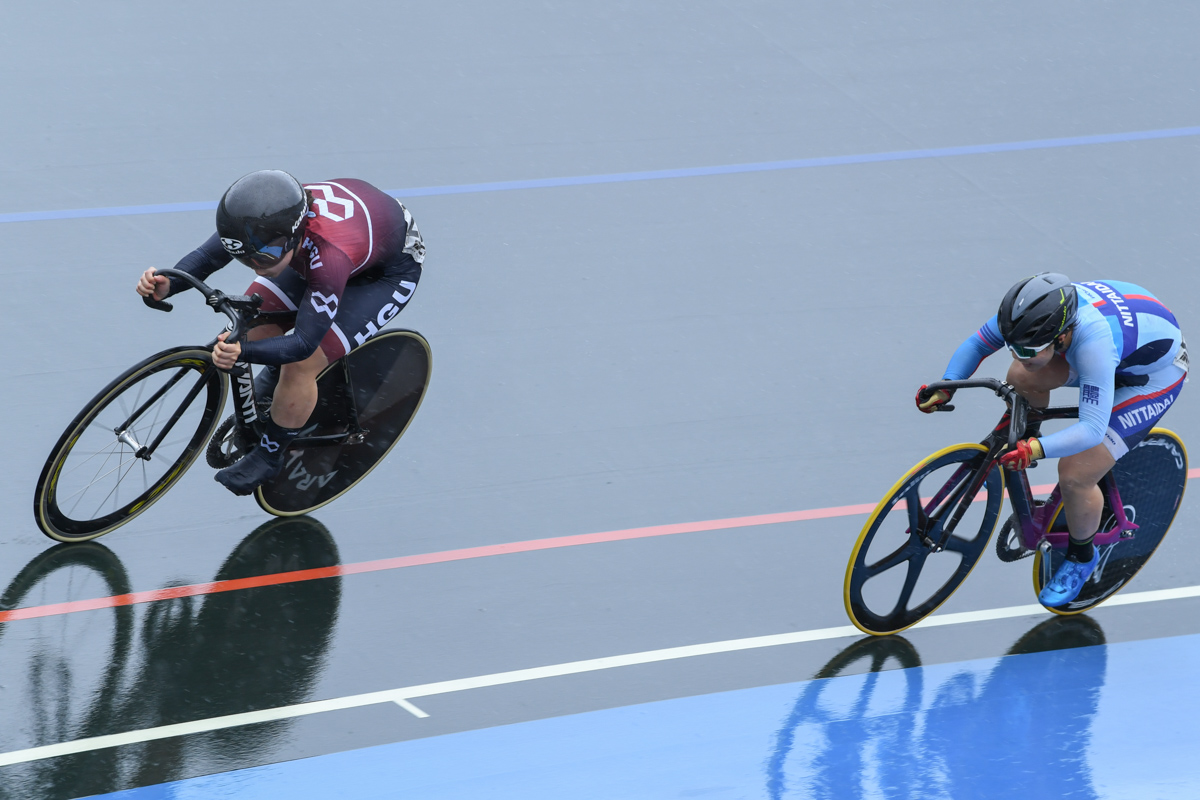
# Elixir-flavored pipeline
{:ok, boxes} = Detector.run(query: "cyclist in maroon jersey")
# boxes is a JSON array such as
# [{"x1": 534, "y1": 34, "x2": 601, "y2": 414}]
[{"x1": 135, "y1": 170, "x2": 425, "y2": 495}]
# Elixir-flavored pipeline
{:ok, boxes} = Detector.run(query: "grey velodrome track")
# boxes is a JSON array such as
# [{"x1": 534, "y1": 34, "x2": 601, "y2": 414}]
[{"x1": 3, "y1": 2, "x2": 1200, "y2": 796}]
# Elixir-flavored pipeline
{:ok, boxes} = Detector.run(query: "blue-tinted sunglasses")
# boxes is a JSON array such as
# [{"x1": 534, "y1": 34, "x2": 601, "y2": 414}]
[{"x1": 240, "y1": 235, "x2": 290, "y2": 269}]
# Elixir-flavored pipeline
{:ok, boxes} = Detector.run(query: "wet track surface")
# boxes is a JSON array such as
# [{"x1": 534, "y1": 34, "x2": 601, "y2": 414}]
[{"x1": 4, "y1": 3, "x2": 1200, "y2": 797}]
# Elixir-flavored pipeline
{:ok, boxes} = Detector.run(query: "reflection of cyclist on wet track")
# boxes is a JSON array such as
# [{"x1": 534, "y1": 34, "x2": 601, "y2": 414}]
[
  {"x1": 916, "y1": 274, "x2": 1187, "y2": 607},
  {"x1": 135, "y1": 170, "x2": 426, "y2": 495},
  {"x1": 922, "y1": 617, "x2": 1106, "y2": 799},
  {"x1": 0, "y1": 518, "x2": 341, "y2": 798}
]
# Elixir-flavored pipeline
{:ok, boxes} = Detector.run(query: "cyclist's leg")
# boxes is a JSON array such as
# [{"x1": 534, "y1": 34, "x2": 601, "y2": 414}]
[
  {"x1": 1040, "y1": 365, "x2": 1186, "y2": 605},
  {"x1": 1101, "y1": 366, "x2": 1186, "y2": 461},
  {"x1": 232, "y1": 256, "x2": 420, "y2": 424},
  {"x1": 336, "y1": 255, "x2": 422, "y2": 352},
  {"x1": 1005, "y1": 351, "x2": 1070, "y2": 407},
  {"x1": 1058, "y1": 444, "x2": 1115, "y2": 546},
  {"x1": 215, "y1": 273, "x2": 315, "y2": 495},
  {"x1": 217, "y1": 359, "x2": 321, "y2": 495},
  {"x1": 1039, "y1": 445, "x2": 1110, "y2": 605},
  {"x1": 246, "y1": 273, "x2": 307, "y2": 403},
  {"x1": 272, "y1": 348, "x2": 328, "y2": 428},
  {"x1": 1005, "y1": 351, "x2": 1069, "y2": 438},
  {"x1": 254, "y1": 254, "x2": 421, "y2": 428}
]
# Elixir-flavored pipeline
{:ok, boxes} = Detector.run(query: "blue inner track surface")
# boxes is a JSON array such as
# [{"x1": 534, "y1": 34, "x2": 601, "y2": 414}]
[
  {"x1": 5, "y1": 125, "x2": 1200, "y2": 224},
  {"x1": 89, "y1": 632, "x2": 1200, "y2": 800}
]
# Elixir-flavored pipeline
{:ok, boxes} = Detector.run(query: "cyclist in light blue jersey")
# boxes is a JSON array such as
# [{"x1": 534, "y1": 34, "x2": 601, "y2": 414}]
[{"x1": 915, "y1": 274, "x2": 1187, "y2": 607}]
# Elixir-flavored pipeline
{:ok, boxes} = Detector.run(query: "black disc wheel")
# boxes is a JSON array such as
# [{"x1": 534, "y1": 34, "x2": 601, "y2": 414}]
[
  {"x1": 256, "y1": 330, "x2": 431, "y2": 516},
  {"x1": 34, "y1": 347, "x2": 227, "y2": 542},
  {"x1": 845, "y1": 443, "x2": 1005, "y2": 635},
  {"x1": 1033, "y1": 429, "x2": 1188, "y2": 615}
]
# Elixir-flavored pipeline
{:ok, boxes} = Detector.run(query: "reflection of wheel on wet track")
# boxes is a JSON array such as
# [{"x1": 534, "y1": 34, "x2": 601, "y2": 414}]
[
  {"x1": 1033, "y1": 429, "x2": 1188, "y2": 615},
  {"x1": 0, "y1": 543, "x2": 135, "y2": 798},
  {"x1": 256, "y1": 330, "x2": 432, "y2": 516},
  {"x1": 33, "y1": 347, "x2": 228, "y2": 542},
  {"x1": 179, "y1": 516, "x2": 343, "y2": 723},
  {"x1": 811, "y1": 635, "x2": 922, "y2": 679},
  {"x1": 766, "y1": 636, "x2": 923, "y2": 800},
  {"x1": 1, "y1": 542, "x2": 133, "y2": 620},
  {"x1": 845, "y1": 443, "x2": 1005, "y2": 636},
  {"x1": 1006, "y1": 615, "x2": 1106, "y2": 655}
]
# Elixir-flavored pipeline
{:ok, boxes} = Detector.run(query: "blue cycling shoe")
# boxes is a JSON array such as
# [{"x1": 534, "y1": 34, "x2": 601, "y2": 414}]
[{"x1": 1038, "y1": 549, "x2": 1100, "y2": 607}]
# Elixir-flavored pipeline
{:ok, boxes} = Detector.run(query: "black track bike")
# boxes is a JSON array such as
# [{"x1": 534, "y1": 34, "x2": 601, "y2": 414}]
[{"x1": 34, "y1": 269, "x2": 432, "y2": 542}]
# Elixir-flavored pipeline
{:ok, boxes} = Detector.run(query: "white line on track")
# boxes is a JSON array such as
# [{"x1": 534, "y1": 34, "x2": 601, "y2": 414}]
[
  {"x1": 2, "y1": 583, "x2": 1199, "y2": 768},
  {"x1": 393, "y1": 698, "x2": 429, "y2": 718}
]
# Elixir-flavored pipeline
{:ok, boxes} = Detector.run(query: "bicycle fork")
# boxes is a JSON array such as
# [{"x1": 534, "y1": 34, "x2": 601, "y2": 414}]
[
  {"x1": 920, "y1": 453, "x2": 998, "y2": 552},
  {"x1": 115, "y1": 358, "x2": 220, "y2": 461}
]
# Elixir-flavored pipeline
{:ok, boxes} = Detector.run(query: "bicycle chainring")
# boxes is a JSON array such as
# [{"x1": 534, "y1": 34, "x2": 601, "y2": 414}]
[
  {"x1": 995, "y1": 513, "x2": 1035, "y2": 562},
  {"x1": 205, "y1": 415, "x2": 250, "y2": 469}
]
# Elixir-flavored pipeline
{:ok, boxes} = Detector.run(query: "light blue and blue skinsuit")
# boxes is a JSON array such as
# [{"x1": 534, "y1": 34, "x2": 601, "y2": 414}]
[{"x1": 943, "y1": 281, "x2": 1187, "y2": 460}]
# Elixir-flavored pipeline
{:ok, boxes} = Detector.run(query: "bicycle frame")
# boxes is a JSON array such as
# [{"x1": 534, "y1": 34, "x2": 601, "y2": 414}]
[
  {"x1": 1004, "y1": 446, "x2": 1138, "y2": 551},
  {"x1": 922, "y1": 378, "x2": 1139, "y2": 555},
  {"x1": 146, "y1": 269, "x2": 366, "y2": 455}
]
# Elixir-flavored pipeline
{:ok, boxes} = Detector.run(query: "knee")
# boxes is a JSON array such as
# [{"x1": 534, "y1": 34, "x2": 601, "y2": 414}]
[
  {"x1": 1006, "y1": 361, "x2": 1039, "y2": 394},
  {"x1": 247, "y1": 323, "x2": 284, "y2": 342},
  {"x1": 1006, "y1": 357, "x2": 1069, "y2": 394},
  {"x1": 1057, "y1": 462, "x2": 1099, "y2": 495},
  {"x1": 280, "y1": 352, "x2": 327, "y2": 383},
  {"x1": 1058, "y1": 474, "x2": 1094, "y2": 496}
]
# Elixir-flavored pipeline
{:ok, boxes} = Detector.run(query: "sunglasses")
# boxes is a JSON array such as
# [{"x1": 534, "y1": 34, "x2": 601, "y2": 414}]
[
  {"x1": 239, "y1": 236, "x2": 290, "y2": 269},
  {"x1": 1008, "y1": 340, "x2": 1056, "y2": 360}
]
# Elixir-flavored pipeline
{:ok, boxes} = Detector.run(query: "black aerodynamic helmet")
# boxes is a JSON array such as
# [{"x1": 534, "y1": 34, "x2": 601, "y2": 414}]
[
  {"x1": 215, "y1": 170, "x2": 310, "y2": 268},
  {"x1": 997, "y1": 272, "x2": 1079, "y2": 348}
]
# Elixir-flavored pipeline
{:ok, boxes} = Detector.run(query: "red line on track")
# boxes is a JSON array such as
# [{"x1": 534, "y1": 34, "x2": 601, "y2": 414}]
[{"x1": 5, "y1": 471, "x2": 1198, "y2": 623}]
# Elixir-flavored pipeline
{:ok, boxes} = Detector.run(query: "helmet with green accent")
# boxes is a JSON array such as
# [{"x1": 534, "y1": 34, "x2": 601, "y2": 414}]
[{"x1": 998, "y1": 272, "x2": 1078, "y2": 353}]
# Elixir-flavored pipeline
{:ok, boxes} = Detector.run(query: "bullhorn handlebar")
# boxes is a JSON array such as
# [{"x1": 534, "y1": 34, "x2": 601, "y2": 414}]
[
  {"x1": 924, "y1": 378, "x2": 1029, "y2": 448},
  {"x1": 141, "y1": 268, "x2": 262, "y2": 345}
]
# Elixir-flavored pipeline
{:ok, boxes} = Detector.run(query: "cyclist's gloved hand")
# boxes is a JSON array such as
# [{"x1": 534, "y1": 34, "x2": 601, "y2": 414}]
[
  {"x1": 916, "y1": 385, "x2": 955, "y2": 413},
  {"x1": 1000, "y1": 438, "x2": 1044, "y2": 471}
]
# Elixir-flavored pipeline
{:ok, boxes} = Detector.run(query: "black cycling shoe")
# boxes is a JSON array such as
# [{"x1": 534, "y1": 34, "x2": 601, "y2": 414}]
[{"x1": 215, "y1": 447, "x2": 285, "y2": 496}]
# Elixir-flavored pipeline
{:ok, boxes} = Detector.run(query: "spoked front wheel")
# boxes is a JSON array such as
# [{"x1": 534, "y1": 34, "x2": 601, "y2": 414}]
[
  {"x1": 845, "y1": 443, "x2": 1005, "y2": 635},
  {"x1": 34, "y1": 347, "x2": 228, "y2": 542}
]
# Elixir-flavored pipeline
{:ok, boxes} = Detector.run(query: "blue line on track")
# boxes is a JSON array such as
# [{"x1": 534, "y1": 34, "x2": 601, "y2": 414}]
[
  {"x1": 88, "y1": 632, "x2": 1200, "y2": 799},
  {"x1": 4, "y1": 125, "x2": 1200, "y2": 225}
]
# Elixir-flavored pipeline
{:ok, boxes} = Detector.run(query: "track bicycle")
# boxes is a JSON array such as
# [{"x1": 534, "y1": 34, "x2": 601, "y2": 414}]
[
  {"x1": 33, "y1": 268, "x2": 432, "y2": 542},
  {"x1": 844, "y1": 378, "x2": 1188, "y2": 635}
]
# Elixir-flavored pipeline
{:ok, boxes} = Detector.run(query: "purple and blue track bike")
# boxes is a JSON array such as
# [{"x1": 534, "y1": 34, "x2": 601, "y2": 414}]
[{"x1": 845, "y1": 378, "x2": 1187, "y2": 635}]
